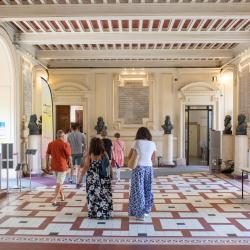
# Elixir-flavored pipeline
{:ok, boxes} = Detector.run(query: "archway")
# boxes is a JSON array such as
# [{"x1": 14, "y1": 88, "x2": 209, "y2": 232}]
[{"x1": 0, "y1": 27, "x2": 18, "y2": 181}]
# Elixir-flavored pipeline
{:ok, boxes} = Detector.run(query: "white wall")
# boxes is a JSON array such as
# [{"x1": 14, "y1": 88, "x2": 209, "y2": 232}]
[
  {"x1": 49, "y1": 68, "x2": 224, "y2": 165},
  {"x1": 0, "y1": 31, "x2": 15, "y2": 144}
]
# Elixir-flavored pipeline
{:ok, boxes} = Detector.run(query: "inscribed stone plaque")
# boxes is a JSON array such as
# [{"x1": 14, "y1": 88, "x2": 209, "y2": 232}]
[{"x1": 118, "y1": 81, "x2": 149, "y2": 124}]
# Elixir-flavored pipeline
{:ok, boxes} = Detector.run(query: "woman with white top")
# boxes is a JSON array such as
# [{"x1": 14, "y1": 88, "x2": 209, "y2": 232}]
[{"x1": 128, "y1": 127, "x2": 156, "y2": 221}]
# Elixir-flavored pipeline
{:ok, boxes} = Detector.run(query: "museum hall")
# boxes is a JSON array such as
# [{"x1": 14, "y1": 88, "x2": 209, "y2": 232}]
[{"x1": 0, "y1": 1, "x2": 250, "y2": 250}]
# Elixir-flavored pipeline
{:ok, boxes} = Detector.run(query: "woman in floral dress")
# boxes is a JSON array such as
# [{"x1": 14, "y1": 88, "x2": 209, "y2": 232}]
[{"x1": 81, "y1": 137, "x2": 113, "y2": 219}]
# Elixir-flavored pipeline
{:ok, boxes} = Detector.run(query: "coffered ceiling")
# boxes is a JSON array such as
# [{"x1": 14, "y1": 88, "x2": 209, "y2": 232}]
[{"x1": 0, "y1": 1, "x2": 250, "y2": 68}]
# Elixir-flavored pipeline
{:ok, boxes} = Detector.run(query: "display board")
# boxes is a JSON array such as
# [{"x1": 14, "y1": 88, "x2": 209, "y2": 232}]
[
  {"x1": 41, "y1": 78, "x2": 53, "y2": 167},
  {"x1": 118, "y1": 81, "x2": 149, "y2": 124}
]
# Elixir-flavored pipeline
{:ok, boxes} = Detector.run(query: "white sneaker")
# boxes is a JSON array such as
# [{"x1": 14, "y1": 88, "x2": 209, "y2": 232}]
[
  {"x1": 135, "y1": 216, "x2": 145, "y2": 221},
  {"x1": 144, "y1": 213, "x2": 150, "y2": 217}
]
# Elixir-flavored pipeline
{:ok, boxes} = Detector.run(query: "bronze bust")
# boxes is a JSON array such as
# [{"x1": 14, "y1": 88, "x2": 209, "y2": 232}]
[
  {"x1": 162, "y1": 115, "x2": 173, "y2": 134},
  {"x1": 223, "y1": 115, "x2": 232, "y2": 135},
  {"x1": 236, "y1": 114, "x2": 248, "y2": 135},
  {"x1": 28, "y1": 114, "x2": 41, "y2": 135},
  {"x1": 95, "y1": 117, "x2": 107, "y2": 134}
]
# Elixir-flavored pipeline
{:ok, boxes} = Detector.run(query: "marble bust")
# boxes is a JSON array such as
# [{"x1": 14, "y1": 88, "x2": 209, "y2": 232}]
[
  {"x1": 162, "y1": 115, "x2": 174, "y2": 134},
  {"x1": 95, "y1": 117, "x2": 107, "y2": 134},
  {"x1": 223, "y1": 115, "x2": 232, "y2": 135},
  {"x1": 236, "y1": 114, "x2": 248, "y2": 135}
]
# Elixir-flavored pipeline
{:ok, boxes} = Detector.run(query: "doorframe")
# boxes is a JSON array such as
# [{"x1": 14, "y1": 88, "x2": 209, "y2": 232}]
[
  {"x1": 177, "y1": 82, "x2": 222, "y2": 165},
  {"x1": 54, "y1": 102, "x2": 88, "y2": 135},
  {"x1": 51, "y1": 82, "x2": 90, "y2": 142}
]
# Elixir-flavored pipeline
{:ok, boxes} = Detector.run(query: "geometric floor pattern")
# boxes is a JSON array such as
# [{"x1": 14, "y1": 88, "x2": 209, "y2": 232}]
[{"x1": 0, "y1": 172, "x2": 250, "y2": 245}]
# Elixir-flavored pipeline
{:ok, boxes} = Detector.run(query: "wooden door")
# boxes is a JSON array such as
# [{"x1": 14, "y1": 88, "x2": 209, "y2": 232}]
[{"x1": 56, "y1": 105, "x2": 70, "y2": 133}]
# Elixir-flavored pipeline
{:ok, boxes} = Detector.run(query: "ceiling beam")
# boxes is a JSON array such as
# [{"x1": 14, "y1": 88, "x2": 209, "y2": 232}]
[
  {"x1": 18, "y1": 32, "x2": 250, "y2": 44},
  {"x1": 46, "y1": 59, "x2": 226, "y2": 68},
  {"x1": 36, "y1": 49, "x2": 233, "y2": 60},
  {"x1": 1, "y1": 4, "x2": 250, "y2": 21}
]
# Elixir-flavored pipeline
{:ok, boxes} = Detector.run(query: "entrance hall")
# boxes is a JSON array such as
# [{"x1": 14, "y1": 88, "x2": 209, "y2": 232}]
[{"x1": 1, "y1": 1, "x2": 250, "y2": 250}]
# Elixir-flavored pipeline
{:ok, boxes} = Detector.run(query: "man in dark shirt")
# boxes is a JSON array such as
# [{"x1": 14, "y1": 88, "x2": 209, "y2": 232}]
[{"x1": 67, "y1": 123, "x2": 86, "y2": 185}]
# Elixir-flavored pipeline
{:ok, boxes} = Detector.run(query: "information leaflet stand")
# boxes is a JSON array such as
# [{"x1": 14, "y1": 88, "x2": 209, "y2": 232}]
[
  {"x1": 0, "y1": 144, "x2": 14, "y2": 192},
  {"x1": 25, "y1": 149, "x2": 37, "y2": 190}
]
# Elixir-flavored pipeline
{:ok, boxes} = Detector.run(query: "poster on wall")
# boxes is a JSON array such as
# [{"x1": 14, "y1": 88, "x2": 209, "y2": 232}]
[
  {"x1": 41, "y1": 77, "x2": 54, "y2": 167},
  {"x1": 0, "y1": 121, "x2": 7, "y2": 139}
]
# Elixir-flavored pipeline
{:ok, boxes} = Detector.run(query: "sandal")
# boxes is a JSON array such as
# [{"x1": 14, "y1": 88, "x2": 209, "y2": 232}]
[{"x1": 42, "y1": 169, "x2": 50, "y2": 175}]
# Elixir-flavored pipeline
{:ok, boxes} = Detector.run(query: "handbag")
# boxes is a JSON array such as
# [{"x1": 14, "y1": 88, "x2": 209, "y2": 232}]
[
  {"x1": 127, "y1": 149, "x2": 139, "y2": 170},
  {"x1": 100, "y1": 153, "x2": 111, "y2": 178}
]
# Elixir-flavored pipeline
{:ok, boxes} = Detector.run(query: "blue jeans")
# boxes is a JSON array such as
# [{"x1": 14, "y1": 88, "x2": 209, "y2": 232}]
[{"x1": 128, "y1": 166, "x2": 153, "y2": 217}]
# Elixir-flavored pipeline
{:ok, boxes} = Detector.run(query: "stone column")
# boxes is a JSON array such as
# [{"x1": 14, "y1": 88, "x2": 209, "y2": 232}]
[
  {"x1": 28, "y1": 135, "x2": 42, "y2": 174},
  {"x1": 234, "y1": 135, "x2": 248, "y2": 176},
  {"x1": 162, "y1": 134, "x2": 174, "y2": 166},
  {"x1": 222, "y1": 134, "x2": 234, "y2": 162}
]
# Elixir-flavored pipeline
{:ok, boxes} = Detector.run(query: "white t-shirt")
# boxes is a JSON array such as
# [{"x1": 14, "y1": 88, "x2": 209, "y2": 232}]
[{"x1": 133, "y1": 140, "x2": 156, "y2": 167}]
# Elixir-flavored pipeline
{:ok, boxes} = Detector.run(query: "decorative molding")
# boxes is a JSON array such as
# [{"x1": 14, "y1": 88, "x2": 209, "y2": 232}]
[
  {"x1": 178, "y1": 82, "x2": 221, "y2": 101},
  {"x1": 0, "y1": 235, "x2": 250, "y2": 246},
  {"x1": 52, "y1": 82, "x2": 90, "y2": 93}
]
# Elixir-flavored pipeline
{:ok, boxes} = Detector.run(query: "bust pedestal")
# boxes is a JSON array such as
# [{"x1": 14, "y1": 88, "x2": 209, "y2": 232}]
[
  {"x1": 28, "y1": 135, "x2": 42, "y2": 174},
  {"x1": 222, "y1": 134, "x2": 234, "y2": 162},
  {"x1": 234, "y1": 135, "x2": 248, "y2": 176},
  {"x1": 162, "y1": 134, "x2": 174, "y2": 166}
]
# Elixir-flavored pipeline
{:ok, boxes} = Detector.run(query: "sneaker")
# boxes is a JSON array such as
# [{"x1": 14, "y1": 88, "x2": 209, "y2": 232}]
[
  {"x1": 135, "y1": 216, "x2": 145, "y2": 221},
  {"x1": 144, "y1": 213, "x2": 150, "y2": 217},
  {"x1": 76, "y1": 183, "x2": 81, "y2": 189}
]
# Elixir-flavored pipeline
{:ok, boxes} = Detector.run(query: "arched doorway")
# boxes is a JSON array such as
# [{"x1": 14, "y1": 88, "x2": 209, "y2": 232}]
[
  {"x1": 178, "y1": 82, "x2": 222, "y2": 166},
  {"x1": 0, "y1": 27, "x2": 19, "y2": 182}
]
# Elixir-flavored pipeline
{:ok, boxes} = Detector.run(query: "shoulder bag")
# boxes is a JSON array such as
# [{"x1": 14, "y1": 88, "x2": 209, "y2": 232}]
[{"x1": 127, "y1": 149, "x2": 139, "y2": 170}]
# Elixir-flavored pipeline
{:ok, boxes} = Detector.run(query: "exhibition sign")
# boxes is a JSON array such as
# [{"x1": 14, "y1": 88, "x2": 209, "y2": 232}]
[
  {"x1": 0, "y1": 121, "x2": 6, "y2": 139},
  {"x1": 41, "y1": 78, "x2": 53, "y2": 167}
]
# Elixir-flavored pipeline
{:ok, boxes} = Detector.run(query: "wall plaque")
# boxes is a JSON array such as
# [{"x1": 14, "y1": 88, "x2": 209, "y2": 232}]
[{"x1": 118, "y1": 81, "x2": 149, "y2": 124}]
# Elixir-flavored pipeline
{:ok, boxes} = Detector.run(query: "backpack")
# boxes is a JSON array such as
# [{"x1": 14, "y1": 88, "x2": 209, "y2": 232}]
[{"x1": 100, "y1": 154, "x2": 110, "y2": 178}]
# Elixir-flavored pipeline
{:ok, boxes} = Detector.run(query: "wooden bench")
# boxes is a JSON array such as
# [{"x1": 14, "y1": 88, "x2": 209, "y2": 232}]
[{"x1": 241, "y1": 168, "x2": 250, "y2": 198}]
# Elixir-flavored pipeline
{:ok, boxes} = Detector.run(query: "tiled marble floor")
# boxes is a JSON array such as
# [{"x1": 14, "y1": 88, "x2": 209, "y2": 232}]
[{"x1": 0, "y1": 173, "x2": 250, "y2": 246}]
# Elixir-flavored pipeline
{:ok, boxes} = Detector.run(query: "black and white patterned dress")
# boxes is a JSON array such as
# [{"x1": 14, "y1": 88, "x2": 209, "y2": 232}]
[{"x1": 86, "y1": 159, "x2": 113, "y2": 219}]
